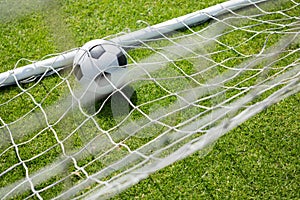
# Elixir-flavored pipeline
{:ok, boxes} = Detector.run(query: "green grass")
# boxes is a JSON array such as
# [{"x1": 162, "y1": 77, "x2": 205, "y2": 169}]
[
  {"x1": 114, "y1": 92, "x2": 300, "y2": 199},
  {"x1": 0, "y1": 0, "x2": 299, "y2": 199}
]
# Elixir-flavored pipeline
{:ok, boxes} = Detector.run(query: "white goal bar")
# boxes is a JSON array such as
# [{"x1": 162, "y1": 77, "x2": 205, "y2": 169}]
[{"x1": 0, "y1": 0, "x2": 267, "y2": 87}]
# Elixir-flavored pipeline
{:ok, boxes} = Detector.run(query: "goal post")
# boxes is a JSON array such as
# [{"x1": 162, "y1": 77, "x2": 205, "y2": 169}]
[{"x1": 0, "y1": 0, "x2": 267, "y2": 87}]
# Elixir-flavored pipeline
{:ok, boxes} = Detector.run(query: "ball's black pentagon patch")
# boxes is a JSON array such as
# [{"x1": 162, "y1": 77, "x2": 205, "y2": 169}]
[
  {"x1": 94, "y1": 72, "x2": 111, "y2": 87},
  {"x1": 89, "y1": 45, "x2": 105, "y2": 59},
  {"x1": 117, "y1": 52, "x2": 127, "y2": 66},
  {"x1": 74, "y1": 64, "x2": 83, "y2": 81}
]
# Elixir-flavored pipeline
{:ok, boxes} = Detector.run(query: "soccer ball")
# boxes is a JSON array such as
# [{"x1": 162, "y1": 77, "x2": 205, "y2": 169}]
[{"x1": 73, "y1": 39, "x2": 127, "y2": 99}]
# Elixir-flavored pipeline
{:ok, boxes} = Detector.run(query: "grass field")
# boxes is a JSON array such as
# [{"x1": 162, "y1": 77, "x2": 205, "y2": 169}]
[
  {"x1": 114, "y1": 93, "x2": 300, "y2": 199},
  {"x1": 0, "y1": 0, "x2": 299, "y2": 199}
]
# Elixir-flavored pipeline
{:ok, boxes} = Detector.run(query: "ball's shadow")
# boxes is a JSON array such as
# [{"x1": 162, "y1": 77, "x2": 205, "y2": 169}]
[{"x1": 94, "y1": 86, "x2": 137, "y2": 124}]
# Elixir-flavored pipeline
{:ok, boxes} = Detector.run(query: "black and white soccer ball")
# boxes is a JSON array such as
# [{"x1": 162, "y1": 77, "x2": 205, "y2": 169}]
[{"x1": 73, "y1": 39, "x2": 127, "y2": 99}]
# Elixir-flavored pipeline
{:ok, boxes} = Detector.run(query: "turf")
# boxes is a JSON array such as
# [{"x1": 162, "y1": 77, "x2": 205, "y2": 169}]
[
  {"x1": 114, "y1": 92, "x2": 300, "y2": 199},
  {"x1": 0, "y1": 0, "x2": 299, "y2": 199}
]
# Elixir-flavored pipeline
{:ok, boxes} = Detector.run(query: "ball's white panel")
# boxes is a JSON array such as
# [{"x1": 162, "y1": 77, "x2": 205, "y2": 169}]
[
  {"x1": 80, "y1": 58, "x2": 101, "y2": 78},
  {"x1": 97, "y1": 52, "x2": 118, "y2": 69},
  {"x1": 102, "y1": 44, "x2": 122, "y2": 54}
]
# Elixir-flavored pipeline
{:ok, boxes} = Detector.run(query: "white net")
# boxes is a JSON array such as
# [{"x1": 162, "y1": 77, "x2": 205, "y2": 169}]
[{"x1": 0, "y1": 0, "x2": 299, "y2": 199}]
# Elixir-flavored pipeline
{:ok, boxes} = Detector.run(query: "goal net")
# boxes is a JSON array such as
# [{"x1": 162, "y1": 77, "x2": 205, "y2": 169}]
[{"x1": 0, "y1": 0, "x2": 299, "y2": 199}]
